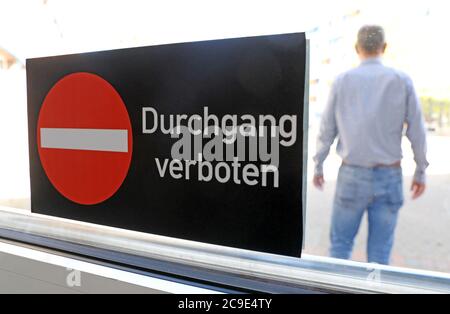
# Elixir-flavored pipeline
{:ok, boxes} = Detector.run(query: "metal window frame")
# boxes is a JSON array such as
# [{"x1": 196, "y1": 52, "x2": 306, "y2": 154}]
[{"x1": 0, "y1": 206, "x2": 449, "y2": 294}]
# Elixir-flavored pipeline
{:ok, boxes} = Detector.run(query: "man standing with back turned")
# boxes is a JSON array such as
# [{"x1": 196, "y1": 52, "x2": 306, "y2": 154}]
[{"x1": 313, "y1": 25, "x2": 429, "y2": 265}]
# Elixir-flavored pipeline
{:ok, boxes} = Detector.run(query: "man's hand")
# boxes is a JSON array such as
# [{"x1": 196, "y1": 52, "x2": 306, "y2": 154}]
[
  {"x1": 411, "y1": 181, "x2": 426, "y2": 200},
  {"x1": 313, "y1": 175, "x2": 325, "y2": 190}
]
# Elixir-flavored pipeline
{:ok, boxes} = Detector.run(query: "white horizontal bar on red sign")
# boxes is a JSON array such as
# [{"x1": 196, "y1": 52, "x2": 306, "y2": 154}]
[{"x1": 40, "y1": 128, "x2": 128, "y2": 153}]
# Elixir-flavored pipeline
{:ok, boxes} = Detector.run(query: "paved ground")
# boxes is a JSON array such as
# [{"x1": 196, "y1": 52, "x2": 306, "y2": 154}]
[{"x1": 304, "y1": 175, "x2": 450, "y2": 273}]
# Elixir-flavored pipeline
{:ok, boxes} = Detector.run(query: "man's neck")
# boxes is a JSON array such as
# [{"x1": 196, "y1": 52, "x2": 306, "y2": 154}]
[
  {"x1": 360, "y1": 55, "x2": 383, "y2": 64},
  {"x1": 360, "y1": 54, "x2": 383, "y2": 61}
]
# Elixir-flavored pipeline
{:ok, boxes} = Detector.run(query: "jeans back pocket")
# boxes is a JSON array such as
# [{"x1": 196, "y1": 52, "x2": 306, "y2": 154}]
[{"x1": 387, "y1": 179, "x2": 404, "y2": 209}]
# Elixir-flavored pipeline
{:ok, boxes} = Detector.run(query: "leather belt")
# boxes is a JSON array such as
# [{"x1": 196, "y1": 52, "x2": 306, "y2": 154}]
[{"x1": 342, "y1": 160, "x2": 401, "y2": 168}]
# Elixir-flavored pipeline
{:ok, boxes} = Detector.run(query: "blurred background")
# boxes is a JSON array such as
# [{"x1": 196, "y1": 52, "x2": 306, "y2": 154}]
[{"x1": 0, "y1": 0, "x2": 449, "y2": 272}]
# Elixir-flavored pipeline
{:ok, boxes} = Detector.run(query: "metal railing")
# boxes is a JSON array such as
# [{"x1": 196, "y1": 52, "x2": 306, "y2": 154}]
[{"x1": 0, "y1": 205, "x2": 449, "y2": 293}]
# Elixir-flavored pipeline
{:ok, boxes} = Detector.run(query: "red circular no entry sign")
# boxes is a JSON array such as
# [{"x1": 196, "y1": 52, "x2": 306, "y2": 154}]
[{"x1": 37, "y1": 72, "x2": 133, "y2": 205}]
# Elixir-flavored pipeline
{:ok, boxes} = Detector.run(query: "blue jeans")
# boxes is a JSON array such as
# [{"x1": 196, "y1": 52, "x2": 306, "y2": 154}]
[{"x1": 330, "y1": 164, "x2": 404, "y2": 265}]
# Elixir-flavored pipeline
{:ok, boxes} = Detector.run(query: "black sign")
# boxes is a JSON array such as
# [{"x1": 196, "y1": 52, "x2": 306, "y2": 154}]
[{"x1": 27, "y1": 33, "x2": 307, "y2": 257}]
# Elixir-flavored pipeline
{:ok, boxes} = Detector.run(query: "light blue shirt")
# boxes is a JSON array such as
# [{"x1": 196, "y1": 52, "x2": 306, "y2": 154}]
[{"x1": 313, "y1": 57, "x2": 429, "y2": 183}]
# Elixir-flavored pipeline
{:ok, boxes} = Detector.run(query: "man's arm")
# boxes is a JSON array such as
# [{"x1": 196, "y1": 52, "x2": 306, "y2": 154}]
[
  {"x1": 405, "y1": 77, "x2": 429, "y2": 198},
  {"x1": 313, "y1": 79, "x2": 339, "y2": 189}
]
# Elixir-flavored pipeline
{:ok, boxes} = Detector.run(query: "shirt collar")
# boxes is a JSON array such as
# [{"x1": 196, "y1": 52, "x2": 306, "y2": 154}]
[{"x1": 361, "y1": 57, "x2": 383, "y2": 65}]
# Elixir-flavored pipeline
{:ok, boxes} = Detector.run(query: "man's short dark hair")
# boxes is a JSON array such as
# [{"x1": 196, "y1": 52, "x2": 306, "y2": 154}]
[{"x1": 357, "y1": 25, "x2": 385, "y2": 54}]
